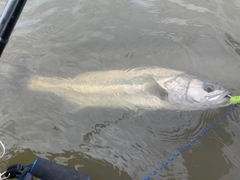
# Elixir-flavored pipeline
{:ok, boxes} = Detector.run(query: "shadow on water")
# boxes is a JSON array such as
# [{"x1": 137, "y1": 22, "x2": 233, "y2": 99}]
[
  {"x1": 76, "y1": 106, "x2": 240, "y2": 180},
  {"x1": 181, "y1": 106, "x2": 237, "y2": 180},
  {"x1": 82, "y1": 111, "x2": 131, "y2": 144}
]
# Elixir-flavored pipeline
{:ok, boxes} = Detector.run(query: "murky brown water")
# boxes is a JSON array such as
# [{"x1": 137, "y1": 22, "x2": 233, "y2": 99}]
[{"x1": 0, "y1": 0, "x2": 240, "y2": 179}]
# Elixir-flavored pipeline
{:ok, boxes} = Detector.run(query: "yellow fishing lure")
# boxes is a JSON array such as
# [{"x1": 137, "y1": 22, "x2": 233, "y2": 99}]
[{"x1": 230, "y1": 96, "x2": 240, "y2": 105}]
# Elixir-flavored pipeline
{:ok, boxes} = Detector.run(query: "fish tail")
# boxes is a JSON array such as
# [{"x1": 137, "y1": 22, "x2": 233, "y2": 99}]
[{"x1": 28, "y1": 76, "x2": 58, "y2": 91}]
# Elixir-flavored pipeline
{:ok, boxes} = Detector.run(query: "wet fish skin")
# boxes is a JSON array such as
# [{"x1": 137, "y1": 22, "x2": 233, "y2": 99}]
[{"x1": 28, "y1": 67, "x2": 230, "y2": 111}]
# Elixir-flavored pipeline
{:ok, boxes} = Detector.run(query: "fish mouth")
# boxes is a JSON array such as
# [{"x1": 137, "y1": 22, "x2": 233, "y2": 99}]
[
  {"x1": 207, "y1": 91, "x2": 231, "y2": 102},
  {"x1": 225, "y1": 94, "x2": 232, "y2": 98}
]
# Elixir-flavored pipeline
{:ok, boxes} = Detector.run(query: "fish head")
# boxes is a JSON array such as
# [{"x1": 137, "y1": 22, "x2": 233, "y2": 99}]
[{"x1": 165, "y1": 74, "x2": 231, "y2": 110}]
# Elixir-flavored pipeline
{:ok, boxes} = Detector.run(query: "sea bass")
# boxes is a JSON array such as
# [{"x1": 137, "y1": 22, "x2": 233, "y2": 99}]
[{"x1": 28, "y1": 67, "x2": 230, "y2": 111}]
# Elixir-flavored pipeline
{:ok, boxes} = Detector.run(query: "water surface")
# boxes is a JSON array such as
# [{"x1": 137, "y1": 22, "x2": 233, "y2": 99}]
[{"x1": 0, "y1": 0, "x2": 240, "y2": 179}]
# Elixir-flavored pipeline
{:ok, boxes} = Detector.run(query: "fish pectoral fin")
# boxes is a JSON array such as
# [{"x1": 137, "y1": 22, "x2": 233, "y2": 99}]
[{"x1": 142, "y1": 75, "x2": 168, "y2": 101}]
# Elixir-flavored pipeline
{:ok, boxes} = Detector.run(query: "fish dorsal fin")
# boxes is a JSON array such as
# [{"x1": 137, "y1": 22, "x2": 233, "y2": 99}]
[{"x1": 141, "y1": 75, "x2": 168, "y2": 101}]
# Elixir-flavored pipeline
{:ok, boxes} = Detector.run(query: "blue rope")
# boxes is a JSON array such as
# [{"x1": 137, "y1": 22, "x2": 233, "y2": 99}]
[{"x1": 143, "y1": 105, "x2": 237, "y2": 180}]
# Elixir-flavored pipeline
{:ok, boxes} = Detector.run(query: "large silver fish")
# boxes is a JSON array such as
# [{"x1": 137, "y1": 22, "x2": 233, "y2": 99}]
[{"x1": 28, "y1": 67, "x2": 230, "y2": 111}]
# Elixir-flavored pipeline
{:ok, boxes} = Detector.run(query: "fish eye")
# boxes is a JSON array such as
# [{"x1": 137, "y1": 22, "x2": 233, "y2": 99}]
[{"x1": 204, "y1": 85, "x2": 214, "y2": 93}]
